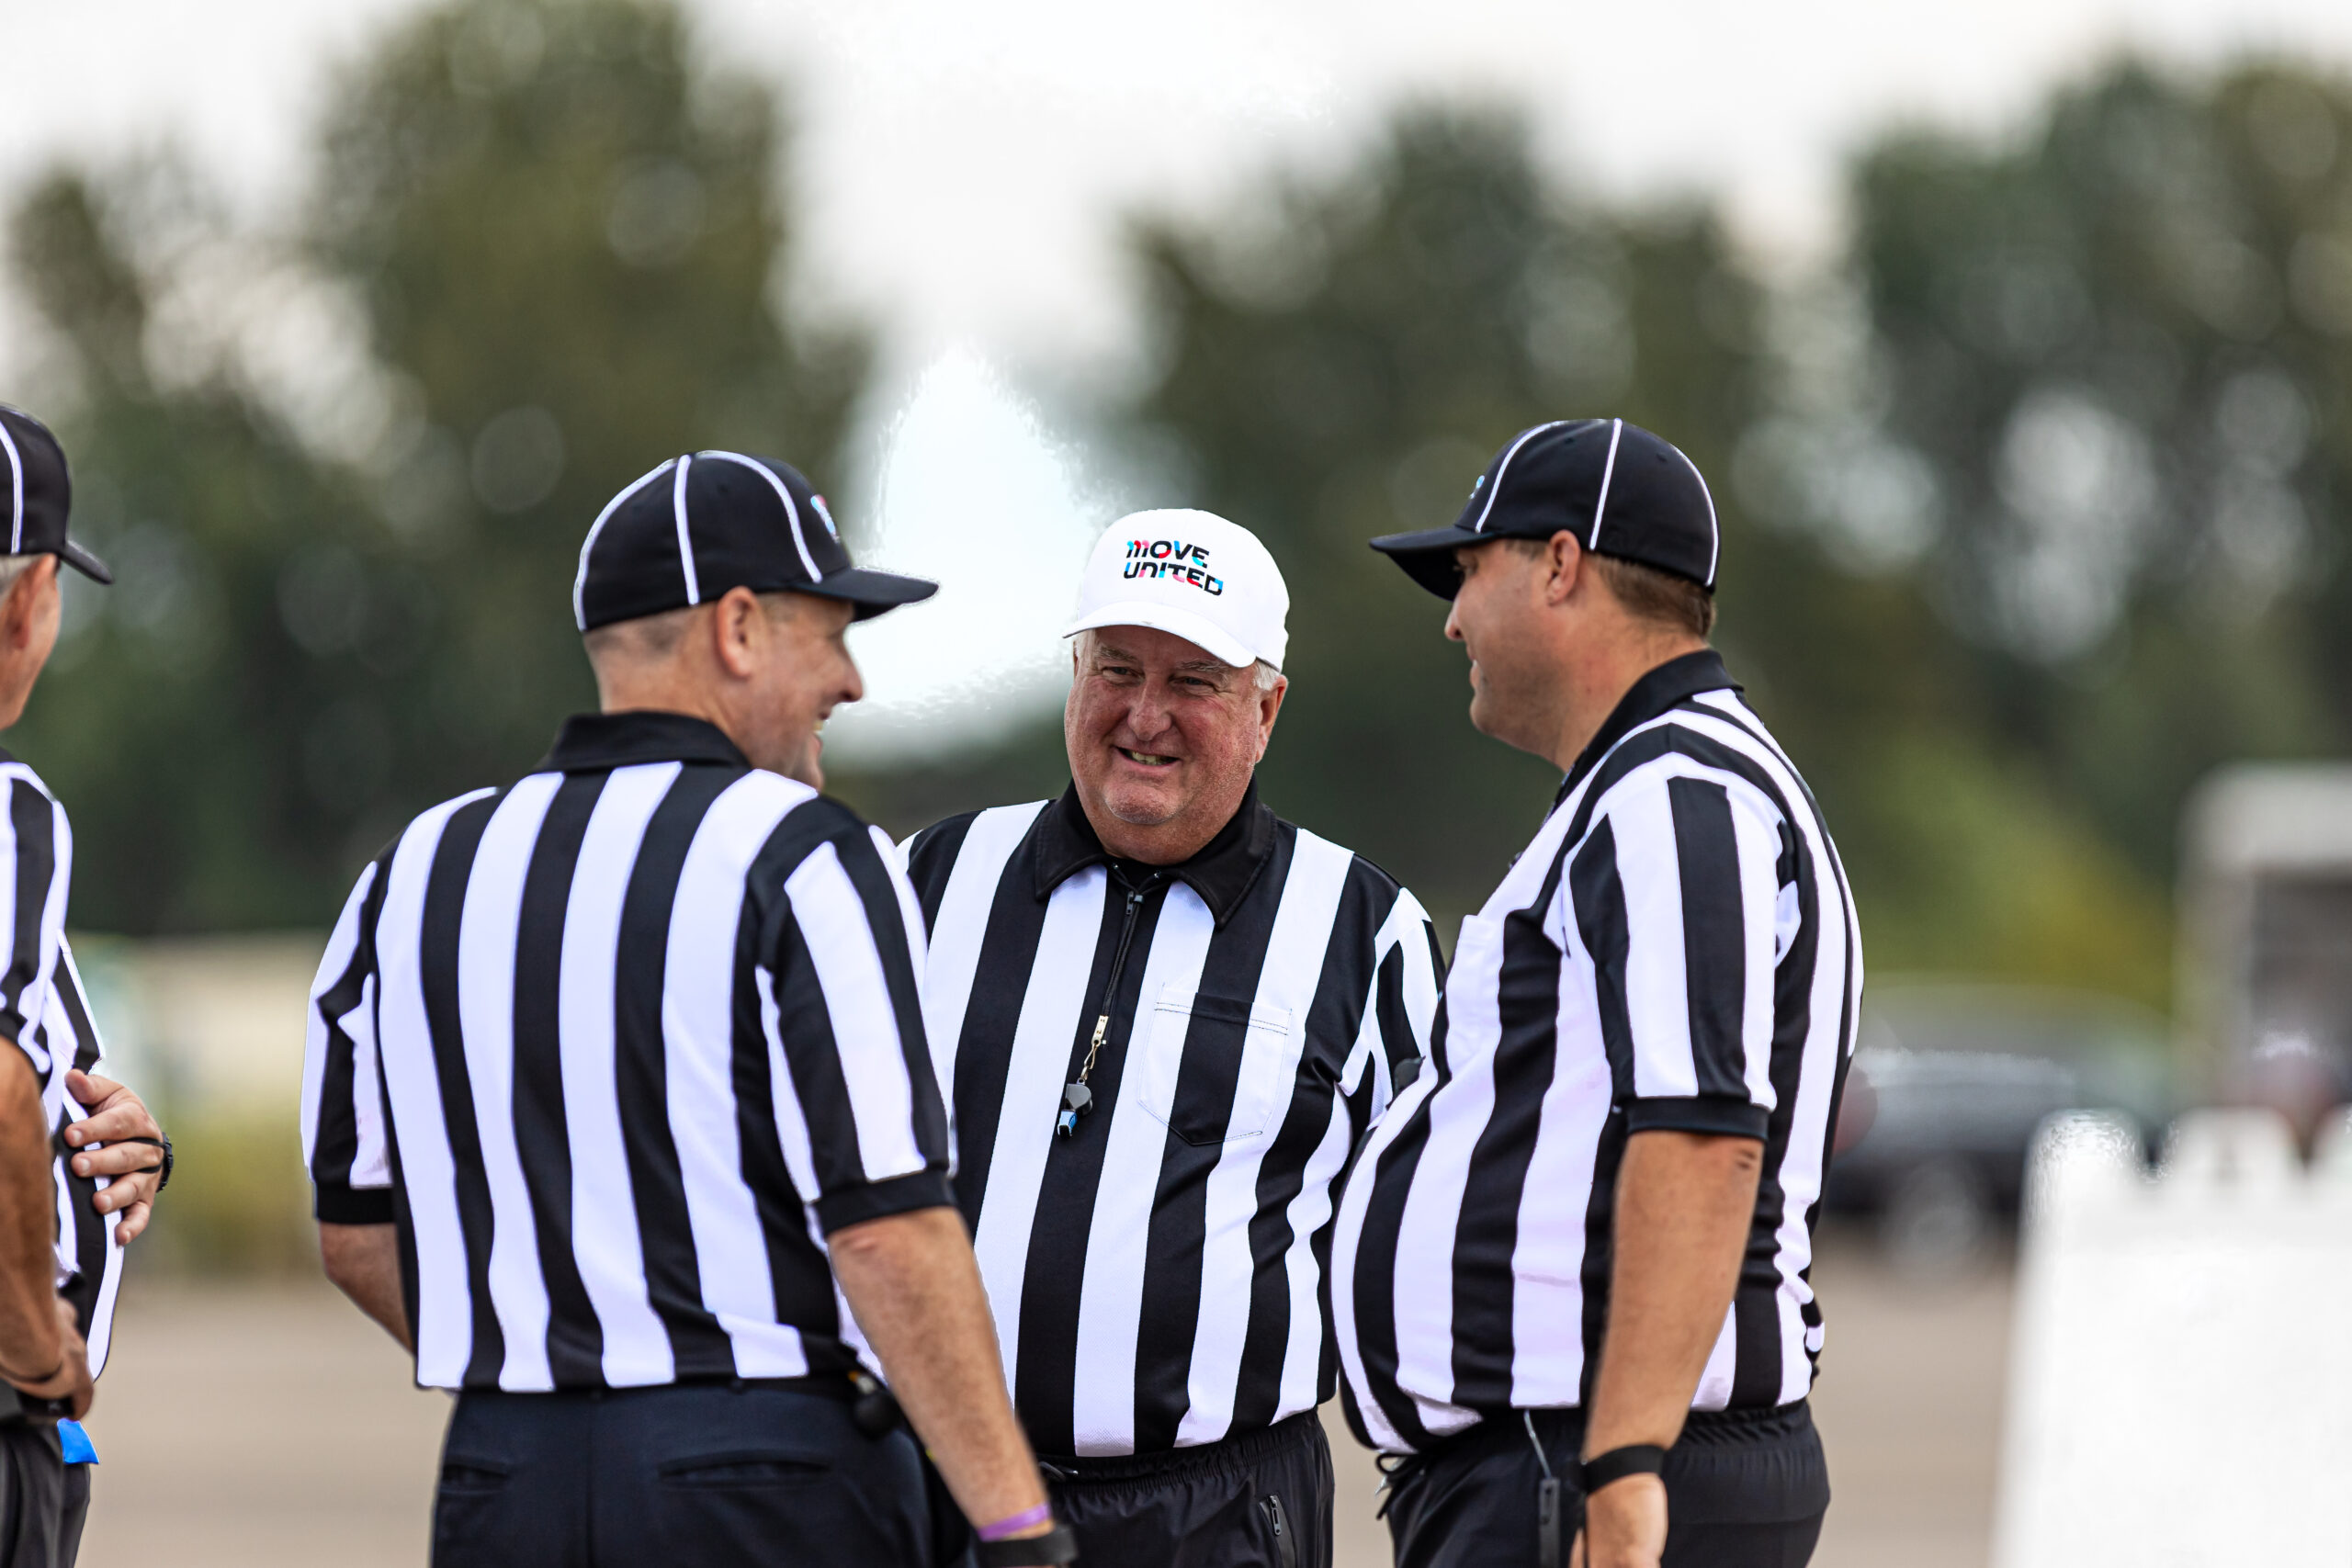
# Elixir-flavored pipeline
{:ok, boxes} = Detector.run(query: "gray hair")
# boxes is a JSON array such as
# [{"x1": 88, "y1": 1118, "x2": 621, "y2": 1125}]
[{"x1": 0, "y1": 556, "x2": 40, "y2": 597}]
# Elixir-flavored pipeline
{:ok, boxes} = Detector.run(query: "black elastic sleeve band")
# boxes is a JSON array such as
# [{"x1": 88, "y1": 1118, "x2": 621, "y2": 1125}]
[
  {"x1": 974, "y1": 1524, "x2": 1079, "y2": 1567},
  {"x1": 314, "y1": 1183, "x2": 397, "y2": 1225},
  {"x1": 1580, "y1": 1443, "x2": 1669, "y2": 1493},
  {"x1": 1622, "y1": 1094, "x2": 1770, "y2": 1140},
  {"x1": 814, "y1": 1169, "x2": 956, "y2": 1235}
]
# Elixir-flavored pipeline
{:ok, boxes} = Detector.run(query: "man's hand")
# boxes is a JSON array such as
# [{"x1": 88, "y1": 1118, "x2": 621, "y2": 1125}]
[
  {"x1": 62, "y1": 1070, "x2": 164, "y2": 1243},
  {"x1": 7, "y1": 1299, "x2": 92, "y2": 1421},
  {"x1": 1572, "y1": 1475, "x2": 1668, "y2": 1568}
]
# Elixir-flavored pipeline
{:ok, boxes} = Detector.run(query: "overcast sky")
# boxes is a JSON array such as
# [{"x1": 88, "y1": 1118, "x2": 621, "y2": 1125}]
[{"x1": 6, "y1": 0, "x2": 2352, "y2": 753}]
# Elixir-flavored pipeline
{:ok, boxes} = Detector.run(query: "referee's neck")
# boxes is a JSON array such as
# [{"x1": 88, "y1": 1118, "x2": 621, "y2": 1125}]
[{"x1": 1543, "y1": 632, "x2": 1710, "y2": 773}]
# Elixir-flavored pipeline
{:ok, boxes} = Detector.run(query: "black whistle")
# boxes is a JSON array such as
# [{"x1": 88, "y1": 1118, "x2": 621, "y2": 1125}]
[{"x1": 1056, "y1": 1082, "x2": 1093, "y2": 1137}]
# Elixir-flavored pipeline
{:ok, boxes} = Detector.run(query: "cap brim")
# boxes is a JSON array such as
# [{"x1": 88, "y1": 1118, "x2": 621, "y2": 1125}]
[
  {"x1": 59, "y1": 539, "x2": 111, "y2": 586},
  {"x1": 1062, "y1": 602, "x2": 1261, "y2": 671},
  {"x1": 1367, "y1": 525, "x2": 1480, "y2": 601},
  {"x1": 800, "y1": 568, "x2": 937, "y2": 621}
]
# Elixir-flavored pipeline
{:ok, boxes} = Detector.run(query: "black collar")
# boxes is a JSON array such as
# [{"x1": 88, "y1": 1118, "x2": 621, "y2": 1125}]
[
  {"x1": 1555, "y1": 649, "x2": 1739, "y2": 807},
  {"x1": 538, "y1": 710, "x2": 751, "y2": 773},
  {"x1": 1032, "y1": 779, "x2": 1278, "y2": 927}
]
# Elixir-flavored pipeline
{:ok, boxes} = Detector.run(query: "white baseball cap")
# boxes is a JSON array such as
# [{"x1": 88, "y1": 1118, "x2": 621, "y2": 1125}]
[{"x1": 1064, "y1": 509, "x2": 1290, "y2": 671}]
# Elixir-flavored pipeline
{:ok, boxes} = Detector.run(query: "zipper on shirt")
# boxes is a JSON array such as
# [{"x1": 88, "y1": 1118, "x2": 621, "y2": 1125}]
[{"x1": 1057, "y1": 874, "x2": 1159, "y2": 1138}]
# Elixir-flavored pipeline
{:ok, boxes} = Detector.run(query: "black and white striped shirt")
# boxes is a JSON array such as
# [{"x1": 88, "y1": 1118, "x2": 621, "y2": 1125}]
[
  {"x1": 904, "y1": 784, "x2": 1440, "y2": 1458},
  {"x1": 0, "y1": 759, "x2": 126, "y2": 1376},
  {"x1": 300, "y1": 711, "x2": 952, "y2": 1392},
  {"x1": 1331, "y1": 652, "x2": 1862, "y2": 1453}
]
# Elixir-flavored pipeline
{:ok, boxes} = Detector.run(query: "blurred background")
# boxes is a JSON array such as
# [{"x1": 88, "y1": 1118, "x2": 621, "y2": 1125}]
[{"x1": 8, "y1": 0, "x2": 2352, "y2": 1562}]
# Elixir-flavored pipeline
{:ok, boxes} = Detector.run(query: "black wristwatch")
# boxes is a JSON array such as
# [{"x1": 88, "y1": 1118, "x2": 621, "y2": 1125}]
[{"x1": 974, "y1": 1524, "x2": 1079, "y2": 1566}]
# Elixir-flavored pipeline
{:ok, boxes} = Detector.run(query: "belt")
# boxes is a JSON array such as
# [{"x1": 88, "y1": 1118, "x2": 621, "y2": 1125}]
[{"x1": 1038, "y1": 1410, "x2": 1320, "y2": 1484}]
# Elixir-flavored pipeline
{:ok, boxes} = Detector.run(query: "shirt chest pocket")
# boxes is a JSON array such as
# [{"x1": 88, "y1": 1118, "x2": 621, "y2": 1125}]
[{"x1": 1134, "y1": 986, "x2": 1296, "y2": 1147}]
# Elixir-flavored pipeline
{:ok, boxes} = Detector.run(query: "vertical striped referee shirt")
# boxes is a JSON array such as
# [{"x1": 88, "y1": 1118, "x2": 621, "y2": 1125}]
[
  {"x1": 0, "y1": 756, "x2": 127, "y2": 1376},
  {"x1": 904, "y1": 782, "x2": 1441, "y2": 1458},
  {"x1": 1331, "y1": 651, "x2": 1862, "y2": 1453},
  {"x1": 300, "y1": 710, "x2": 952, "y2": 1392}
]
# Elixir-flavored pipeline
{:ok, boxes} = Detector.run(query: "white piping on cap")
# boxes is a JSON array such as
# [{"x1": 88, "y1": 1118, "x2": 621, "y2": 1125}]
[
  {"x1": 0, "y1": 416, "x2": 22, "y2": 555},
  {"x1": 572, "y1": 457, "x2": 677, "y2": 628},
  {"x1": 1585, "y1": 418, "x2": 1626, "y2": 551},
  {"x1": 672, "y1": 454, "x2": 701, "y2": 605},
  {"x1": 1469, "y1": 420, "x2": 1571, "y2": 533},
  {"x1": 698, "y1": 451, "x2": 821, "y2": 583},
  {"x1": 1672, "y1": 443, "x2": 1722, "y2": 586}
]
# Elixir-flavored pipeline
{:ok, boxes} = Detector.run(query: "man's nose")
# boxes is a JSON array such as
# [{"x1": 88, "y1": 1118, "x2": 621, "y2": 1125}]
[
  {"x1": 1444, "y1": 598, "x2": 1465, "y2": 643},
  {"x1": 1125, "y1": 682, "x2": 1177, "y2": 738},
  {"x1": 839, "y1": 653, "x2": 865, "y2": 706}
]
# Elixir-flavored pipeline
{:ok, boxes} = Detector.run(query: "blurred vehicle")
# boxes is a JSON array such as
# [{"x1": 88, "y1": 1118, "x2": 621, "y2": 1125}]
[
  {"x1": 1826, "y1": 984, "x2": 2171, "y2": 1272},
  {"x1": 2179, "y1": 764, "x2": 2352, "y2": 1143}
]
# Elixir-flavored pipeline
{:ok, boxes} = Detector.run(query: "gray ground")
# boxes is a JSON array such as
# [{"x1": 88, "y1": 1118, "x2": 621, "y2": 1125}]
[{"x1": 75, "y1": 1236, "x2": 2009, "y2": 1566}]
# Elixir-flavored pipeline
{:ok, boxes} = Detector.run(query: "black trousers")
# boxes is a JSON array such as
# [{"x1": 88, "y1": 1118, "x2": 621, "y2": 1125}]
[
  {"x1": 943, "y1": 1411, "x2": 1331, "y2": 1568},
  {"x1": 1385, "y1": 1402, "x2": 1827, "y2": 1568},
  {"x1": 434, "y1": 1382, "x2": 934, "y2": 1568},
  {"x1": 0, "y1": 1421, "x2": 86, "y2": 1568}
]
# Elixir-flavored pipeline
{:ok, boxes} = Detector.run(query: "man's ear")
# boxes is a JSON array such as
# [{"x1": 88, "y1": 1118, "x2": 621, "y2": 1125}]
[
  {"x1": 0, "y1": 559, "x2": 47, "y2": 650},
  {"x1": 1541, "y1": 531, "x2": 1585, "y2": 606},
  {"x1": 710, "y1": 587, "x2": 764, "y2": 680}
]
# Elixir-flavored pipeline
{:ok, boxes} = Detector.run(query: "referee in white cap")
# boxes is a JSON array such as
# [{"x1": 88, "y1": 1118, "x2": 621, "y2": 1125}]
[
  {"x1": 302, "y1": 453, "x2": 1073, "y2": 1567},
  {"x1": 1333, "y1": 421, "x2": 1856, "y2": 1567},
  {"x1": 903, "y1": 511, "x2": 1442, "y2": 1567}
]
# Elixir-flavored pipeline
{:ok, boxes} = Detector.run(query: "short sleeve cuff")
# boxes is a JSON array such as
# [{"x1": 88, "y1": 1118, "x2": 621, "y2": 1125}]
[
  {"x1": 1624, "y1": 1095, "x2": 1770, "y2": 1140},
  {"x1": 314, "y1": 1182, "x2": 397, "y2": 1225},
  {"x1": 815, "y1": 1169, "x2": 955, "y2": 1235}
]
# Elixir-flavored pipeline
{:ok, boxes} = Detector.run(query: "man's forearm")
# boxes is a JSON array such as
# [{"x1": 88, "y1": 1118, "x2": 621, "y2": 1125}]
[
  {"x1": 319, "y1": 1222, "x2": 412, "y2": 1349},
  {"x1": 830, "y1": 1204, "x2": 1050, "y2": 1538},
  {"x1": 1583, "y1": 1129, "x2": 1763, "y2": 1456},
  {"x1": 0, "y1": 1048, "x2": 62, "y2": 1382}
]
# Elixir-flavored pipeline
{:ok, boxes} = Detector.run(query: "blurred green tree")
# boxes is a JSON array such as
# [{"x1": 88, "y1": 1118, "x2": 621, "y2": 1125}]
[
  {"x1": 1839, "y1": 60, "x2": 2352, "y2": 882},
  {"x1": 4, "y1": 0, "x2": 864, "y2": 931}
]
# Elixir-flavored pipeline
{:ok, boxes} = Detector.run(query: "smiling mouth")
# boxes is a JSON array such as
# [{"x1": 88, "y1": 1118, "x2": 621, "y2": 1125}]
[{"x1": 1117, "y1": 747, "x2": 1180, "y2": 767}]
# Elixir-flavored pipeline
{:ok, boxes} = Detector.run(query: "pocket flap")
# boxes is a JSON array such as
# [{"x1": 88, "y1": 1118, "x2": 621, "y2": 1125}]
[{"x1": 1155, "y1": 989, "x2": 1292, "y2": 1036}]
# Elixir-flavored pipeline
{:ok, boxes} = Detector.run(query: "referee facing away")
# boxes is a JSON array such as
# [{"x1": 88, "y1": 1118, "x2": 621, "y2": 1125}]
[
  {"x1": 903, "y1": 512, "x2": 1442, "y2": 1568},
  {"x1": 1335, "y1": 421, "x2": 1856, "y2": 1567},
  {"x1": 301, "y1": 453, "x2": 1074, "y2": 1568}
]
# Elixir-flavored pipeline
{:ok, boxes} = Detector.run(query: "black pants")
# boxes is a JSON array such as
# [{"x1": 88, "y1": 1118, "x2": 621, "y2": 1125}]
[
  {"x1": 434, "y1": 1382, "x2": 934, "y2": 1568},
  {"x1": 942, "y1": 1412, "x2": 1330, "y2": 1568},
  {"x1": 1385, "y1": 1402, "x2": 1827, "y2": 1568},
  {"x1": 0, "y1": 1421, "x2": 86, "y2": 1568}
]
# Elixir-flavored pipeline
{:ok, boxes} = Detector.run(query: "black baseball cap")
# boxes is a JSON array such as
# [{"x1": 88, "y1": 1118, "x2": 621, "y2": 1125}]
[
  {"x1": 1369, "y1": 418, "x2": 1717, "y2": 600},
  {"x1": 0, "y1": 406, "x2": 113, "y2": 585},
  {"x1": 572, "y1": 450, "x2": 934, "y2": 632}
]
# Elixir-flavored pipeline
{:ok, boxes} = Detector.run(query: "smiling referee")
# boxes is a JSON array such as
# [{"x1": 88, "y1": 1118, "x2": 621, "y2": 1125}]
[
  {"x1": 302, "y1": 453, "x2": 1072, "y2": 1568},
  {"x1": 1334, "y1": 421, "x2": 1857, "y2": 1568},
  {"x1": 903, "y1": 511, "x2": 1441, "y2": 1568}
]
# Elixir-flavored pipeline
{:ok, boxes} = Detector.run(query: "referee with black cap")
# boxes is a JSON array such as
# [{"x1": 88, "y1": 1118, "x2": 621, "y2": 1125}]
[
  {"x1": 0, "y1": 403, "x2": 181, "y2": 1568},
  {"x1": 302, "y1": 452, "x2": 1075, "y2": 1567},
  {"x1": 1332, "y1": 420, "x2": 1855, "y2": 1567}
]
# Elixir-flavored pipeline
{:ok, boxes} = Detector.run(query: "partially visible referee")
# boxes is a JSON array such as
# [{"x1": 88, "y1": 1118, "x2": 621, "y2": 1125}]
[
  {"x1": 302, "y1": 453, "x2": 1073, "y2": 1568},
  {"x1": 0, "y1": 403, "x2": 178, "y2": 1568},
  {"x1": 1334, "y1": 421, "x2": 1857, "y2": 1568}
]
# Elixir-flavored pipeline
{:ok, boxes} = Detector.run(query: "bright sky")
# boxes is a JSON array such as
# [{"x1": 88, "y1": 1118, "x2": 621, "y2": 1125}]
[{"x1": 5, "y1": 0, "x2": 2351, "y2": 756}]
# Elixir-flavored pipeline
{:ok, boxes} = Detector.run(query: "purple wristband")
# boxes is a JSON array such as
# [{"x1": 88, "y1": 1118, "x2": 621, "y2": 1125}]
[{"x1": 977, "y1": 1504, "x2": 1054, "y2": 1542}]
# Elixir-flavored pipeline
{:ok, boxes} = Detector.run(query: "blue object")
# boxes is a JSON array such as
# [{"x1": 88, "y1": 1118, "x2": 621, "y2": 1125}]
[{"x1": 55, "y1": 1420, "x2": 95, "y2": 1465}]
